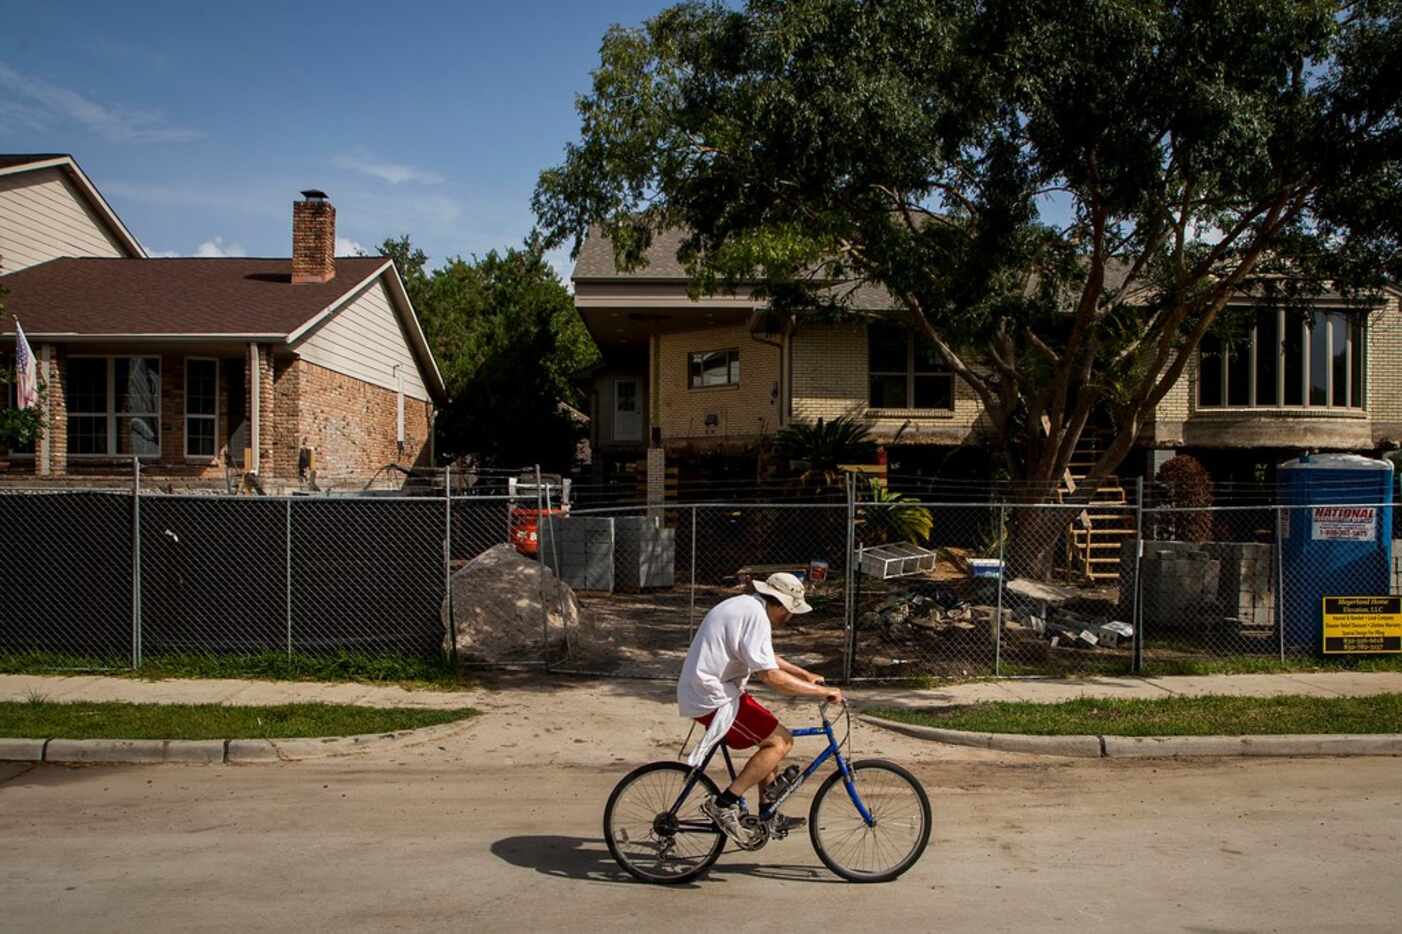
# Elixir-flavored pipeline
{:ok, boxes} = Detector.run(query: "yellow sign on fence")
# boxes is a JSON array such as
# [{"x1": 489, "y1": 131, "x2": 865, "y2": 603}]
[{"x1": 1322, "y1": 596, "x2": 1402, "y2": 654}]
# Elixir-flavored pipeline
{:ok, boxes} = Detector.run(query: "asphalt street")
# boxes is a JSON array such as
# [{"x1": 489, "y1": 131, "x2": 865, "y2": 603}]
[{"x1": 2, "y1": 716, "x2": 1399, "y2": 933}]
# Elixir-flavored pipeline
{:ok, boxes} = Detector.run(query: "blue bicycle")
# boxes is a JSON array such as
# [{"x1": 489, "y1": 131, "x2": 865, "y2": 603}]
[{"x1": 604, "y1": 701, "x2": 931, "y2": 883}]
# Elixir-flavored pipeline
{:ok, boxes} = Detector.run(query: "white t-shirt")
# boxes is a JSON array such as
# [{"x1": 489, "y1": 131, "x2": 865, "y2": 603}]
[{"x1": 677, "y1": 594, "x2": 779, "y2": 718}]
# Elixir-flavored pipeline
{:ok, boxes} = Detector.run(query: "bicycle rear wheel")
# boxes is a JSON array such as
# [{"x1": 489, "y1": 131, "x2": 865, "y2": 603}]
[
  {"x1": 604, "y1": 761, "x2": 725, "y2": 884},
  {"x1": 809, "y1": 759, "x2": 931, "y2": 882}
]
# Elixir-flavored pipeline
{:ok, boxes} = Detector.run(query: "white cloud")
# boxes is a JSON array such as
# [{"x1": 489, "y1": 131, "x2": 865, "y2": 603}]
[
  {"x1": 193, "y1": 236, "x2": 246, "y2": 258},
  {"x1": 146, "y1": 249, "x2": 180, "y2": 258},
  {"x1": 0, "y1": 61, "x2": 203, "y2": 144},
  {"x1": 333, "y1": 150, "x2": 444, "y2": 185},
  {"x1": 335, "y1": 236, "x2": 366, "y2": 257}
]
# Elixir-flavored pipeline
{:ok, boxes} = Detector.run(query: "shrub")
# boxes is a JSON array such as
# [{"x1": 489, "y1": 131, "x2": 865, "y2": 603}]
[
  {"x1": 773, "y1": 415, "x2": 877, "y2": 488},
  {"x1": 861, "y1": 477, "x2": 933, "y2": 545},
  {"x1": 1156, "y1": 454, "x2": 1215, "y2": 542}
]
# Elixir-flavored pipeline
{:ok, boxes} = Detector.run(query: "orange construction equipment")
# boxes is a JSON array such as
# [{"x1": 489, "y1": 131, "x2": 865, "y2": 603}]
[{"x1": 510, "y1": 506, "x2": 567, "y2": 557}]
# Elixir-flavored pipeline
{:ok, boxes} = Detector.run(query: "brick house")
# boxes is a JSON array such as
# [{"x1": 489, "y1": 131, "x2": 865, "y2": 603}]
[
  {"x1": 573, "y1": 226, "x2": 1402, "y2": 488},
  {"x1": 0, "y1": 154, "x2": 446, "y2": 489}
]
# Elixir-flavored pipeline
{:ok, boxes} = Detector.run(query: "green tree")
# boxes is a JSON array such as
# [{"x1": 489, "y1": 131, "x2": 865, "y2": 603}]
[
  {"x1": 534, "y1": 0, "x2": 1402, "y2": 570},
  {"x1": 377, "y1": 237, "x2": 600, "y2": 469},
  {"x1": 378, "y1": 235, "x2": 430, "y2": 311}
]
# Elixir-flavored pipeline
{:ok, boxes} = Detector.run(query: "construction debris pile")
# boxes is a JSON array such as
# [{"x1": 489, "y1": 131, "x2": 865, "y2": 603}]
[{"x1": 863, "y1": 576, "x2": 1134, "y2": 652}]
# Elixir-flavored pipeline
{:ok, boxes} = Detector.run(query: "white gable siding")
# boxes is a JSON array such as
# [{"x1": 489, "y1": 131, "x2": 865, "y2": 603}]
[
  {"x1": 0, "y1": 167, "x2": 126, "y2": 273},
  {"x1": 292, "y1": 276, "x2": 432, "y2": 401}
]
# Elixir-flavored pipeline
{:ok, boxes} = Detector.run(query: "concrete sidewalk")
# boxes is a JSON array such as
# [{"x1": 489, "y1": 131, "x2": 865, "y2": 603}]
[
  {"x1": 2, "y1": 670, "x2": 1400, "y2": 711},
  {"x1": 0, "y1": 674, "x2": 477, "y2": 709}
]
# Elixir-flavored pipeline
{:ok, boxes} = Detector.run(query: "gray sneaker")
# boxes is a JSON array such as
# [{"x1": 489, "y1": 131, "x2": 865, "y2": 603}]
[{"x1": 701, "y1": 796, "x2": 753, "y2": 845}]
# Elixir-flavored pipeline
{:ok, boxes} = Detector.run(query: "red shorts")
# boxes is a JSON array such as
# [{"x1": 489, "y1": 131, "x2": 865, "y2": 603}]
[{"x1": 695, "y1": 692, "x2": 779, "y2": 749}]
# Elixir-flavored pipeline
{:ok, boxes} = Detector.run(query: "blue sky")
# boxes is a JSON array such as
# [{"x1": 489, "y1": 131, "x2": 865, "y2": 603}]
[{"x1": 0, "y1": 0, "x2": 672, "y2": 279}]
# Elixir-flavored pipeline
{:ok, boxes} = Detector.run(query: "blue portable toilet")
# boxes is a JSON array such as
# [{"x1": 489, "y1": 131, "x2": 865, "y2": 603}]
[{"x1": 1278, "y1": 453, "x2": 1394, "y2": 653}]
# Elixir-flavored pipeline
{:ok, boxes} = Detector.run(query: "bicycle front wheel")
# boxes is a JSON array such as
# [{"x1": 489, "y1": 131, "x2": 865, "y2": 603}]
[
  {"x1": 603, "y1": 761, "x2": 725, "y2": 884},
  {"x1": 809, "y1": 758, "x2": 931, "y2": 882}
]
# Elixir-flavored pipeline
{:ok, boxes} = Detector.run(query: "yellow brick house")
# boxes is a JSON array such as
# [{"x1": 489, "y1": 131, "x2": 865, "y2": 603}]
[{"x1": 572, "y1": 227, "x2": 1402, "y2": 490}]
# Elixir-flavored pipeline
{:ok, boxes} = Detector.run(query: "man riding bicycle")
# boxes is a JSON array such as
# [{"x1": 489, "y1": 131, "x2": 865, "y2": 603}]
[{"x1": 677, "y1": 571, "x2": 843, "y2": 845}]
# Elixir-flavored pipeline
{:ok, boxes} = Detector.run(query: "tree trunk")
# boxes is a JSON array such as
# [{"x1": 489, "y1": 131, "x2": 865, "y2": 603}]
[
  {"x1": 1006, "y1": 504, "x2": 1068, "y2": 580},
  {"x1": 1003, "y1": 469, "x2": 1113, "y2": 581}
]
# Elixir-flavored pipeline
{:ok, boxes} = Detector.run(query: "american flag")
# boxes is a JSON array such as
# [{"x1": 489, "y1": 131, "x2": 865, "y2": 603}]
[{"x1": 14, "y1": 319, "x2": 37, "y2": 409}]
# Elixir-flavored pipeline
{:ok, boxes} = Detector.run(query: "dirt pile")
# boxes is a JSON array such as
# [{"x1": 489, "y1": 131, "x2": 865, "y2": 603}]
[{"x1": 442, "y1": 545, "x2": 616, "y2": 665}]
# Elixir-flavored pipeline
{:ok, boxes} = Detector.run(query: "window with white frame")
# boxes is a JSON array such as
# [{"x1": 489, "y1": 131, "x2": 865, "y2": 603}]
[
  {"x1": 185, "y1": 358, "x2": 218, "y2": 458},
  {"x1": 688, "y1": 349, "x2": 740, "y2": 388},
  {"x1": 867, "y1": 322, "x2": 953, "y2": 410},
  {"x1": 1198, "y1": 308, "x2": 1364, "y2": 409},
  {"x1": 67, "y1": 356, "x2": 161, "y2": 457}
]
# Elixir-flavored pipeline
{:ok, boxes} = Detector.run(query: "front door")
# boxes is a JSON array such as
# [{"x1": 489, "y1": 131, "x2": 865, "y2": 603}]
[
  {"x1": 613, "y1": 378, "x2": 642, "y2": 442},
  {"x1": 224, "y1": 358, "x2": 247, "y2": 467}
]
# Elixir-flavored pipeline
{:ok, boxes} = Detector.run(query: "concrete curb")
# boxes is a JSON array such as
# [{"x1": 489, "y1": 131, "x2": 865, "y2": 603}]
[
  {"x1": 0, "y1": 738, "x2": 47, "y2": 762},
  {"x1": 1101, "y1": 733, "x2": 1402, "y2": 758},
  {"x1": 0, "y1": 717, "x2": 478, "y2": 766},
  {"x1": 859, "y1": 714, "x2": 1402, "y2": 759},
  {"x1": 42, "y1": 739, "x2": 227, "y2": 765}
]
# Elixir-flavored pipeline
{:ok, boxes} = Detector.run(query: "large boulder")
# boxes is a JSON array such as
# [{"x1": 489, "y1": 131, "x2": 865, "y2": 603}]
[{"x1": 442, "y1": 544, "x2": 613, "y2": 664}]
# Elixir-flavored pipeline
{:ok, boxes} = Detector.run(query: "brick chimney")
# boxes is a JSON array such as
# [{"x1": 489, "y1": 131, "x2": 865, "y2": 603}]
[{"x1": 291, "y1": 190, "x2": 335, "y2": 284}]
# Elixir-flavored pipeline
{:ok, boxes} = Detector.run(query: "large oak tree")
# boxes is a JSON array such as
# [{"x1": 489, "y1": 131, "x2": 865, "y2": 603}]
[{"x1": 535, "y1": 0, "x2": 1402, "y2": 513}]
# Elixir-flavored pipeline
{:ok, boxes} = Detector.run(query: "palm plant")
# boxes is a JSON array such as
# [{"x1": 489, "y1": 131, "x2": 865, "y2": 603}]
[
  {"x1": 773, "y1": 416, "x2": 878, "y2": 489},
  {"x1": 861, "y1": 478, "x2": 933, "y2": 545}
]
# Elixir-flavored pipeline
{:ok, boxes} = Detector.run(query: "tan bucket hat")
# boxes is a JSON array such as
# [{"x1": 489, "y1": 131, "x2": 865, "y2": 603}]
[{"x1": 752, "y1": 572, "x2": 813, "y2": 614}]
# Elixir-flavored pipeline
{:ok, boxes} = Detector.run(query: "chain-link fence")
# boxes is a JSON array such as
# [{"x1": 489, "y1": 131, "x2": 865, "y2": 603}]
[
  {"x1": 3, "y1": 463, "x2": 1400, "y2": 680},
  {"x1": 0, "y1": 488, "x2": 134, "y2": 666},
  {"x1": 537, "y1": 502, "x2": 851, "y2": 679},
  {"x1": 0, "y1": 464, "x2": 535, "y2": 671}
]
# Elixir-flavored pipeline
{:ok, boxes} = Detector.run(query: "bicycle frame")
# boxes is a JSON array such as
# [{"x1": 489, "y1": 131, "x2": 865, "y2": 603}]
[{"x1": 667, "y1": 710, "x2": 875, "y2": 835}]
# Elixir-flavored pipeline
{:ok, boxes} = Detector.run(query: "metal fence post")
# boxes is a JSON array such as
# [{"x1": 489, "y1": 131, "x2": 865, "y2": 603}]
[
  {"x1": 688, "y1": 504, "x2": 698, "y2": 638},
  {"x1": 131, "y1": 457, "x2": 142, "y2": 670},
  {"x1": 285, "y1": 496, "x2": 293, "y2": 660},
  {"x1": 843, "y1": 471, "x2": 857, "y2": 683},
  {"x1": 536, "y1": 465, "x2": 548, "y2": 659},
  {"x1": 445, "y1": 463, "x2": 457, "y2": 669},
  {"x1": 1277, "y1": 505, "x2": 1286, "y2": 663},
  {"x1": 1133, "y1": 476, "x2": 1145, "y2": 675},
  {"x1": 544, "y1": 477, "x2": 565, "y2": 668},
  {"x1": 994, "y1": 499, "x2": 1006, "y2": 677}
]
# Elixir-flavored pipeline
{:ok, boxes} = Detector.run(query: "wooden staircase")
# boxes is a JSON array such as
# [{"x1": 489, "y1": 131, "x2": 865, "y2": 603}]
[{"x1": 1057, "y1": 434, "x2": 1136, "y2": 582}]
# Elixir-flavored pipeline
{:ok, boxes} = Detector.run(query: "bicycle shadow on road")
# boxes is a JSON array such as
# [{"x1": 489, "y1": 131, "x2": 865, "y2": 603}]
[{"x1": 491, "y1": 835, "x2": 841, "y2": 887}]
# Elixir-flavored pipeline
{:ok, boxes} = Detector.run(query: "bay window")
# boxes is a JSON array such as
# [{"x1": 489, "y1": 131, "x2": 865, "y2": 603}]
[
  {"x1": 1198, "y1": 308, "x2": 1363, "y2": 410},
  {"x1": 67, "y1": 356, "x2": 161, "y2": 457}
]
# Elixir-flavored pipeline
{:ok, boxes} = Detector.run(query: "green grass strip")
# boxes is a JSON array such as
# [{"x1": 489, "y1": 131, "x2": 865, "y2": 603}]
[
  {"x1": 0, "y1": 650, "x2": 466, "y2": 690},
  {"x1": 868, "y1": 693, "x2": 1402, "y2": 737},
  {"x1": 0, "y1": 700, "x2": 477, "y2": 741}
]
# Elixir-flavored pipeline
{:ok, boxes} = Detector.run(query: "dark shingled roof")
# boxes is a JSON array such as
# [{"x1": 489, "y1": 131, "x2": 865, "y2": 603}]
[
  {"x1": 572, "y1": 226, "x2": 1199, "y2": 311},
  {"x1": 574, "y1": 226, "x2": 902, "y2": 309},
  {"x1": 573, "y1": 226, "x2": 693, "y2": 280},
  {"x1": 0, "y1": 256, "x2": 389, "y2": 336}
]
